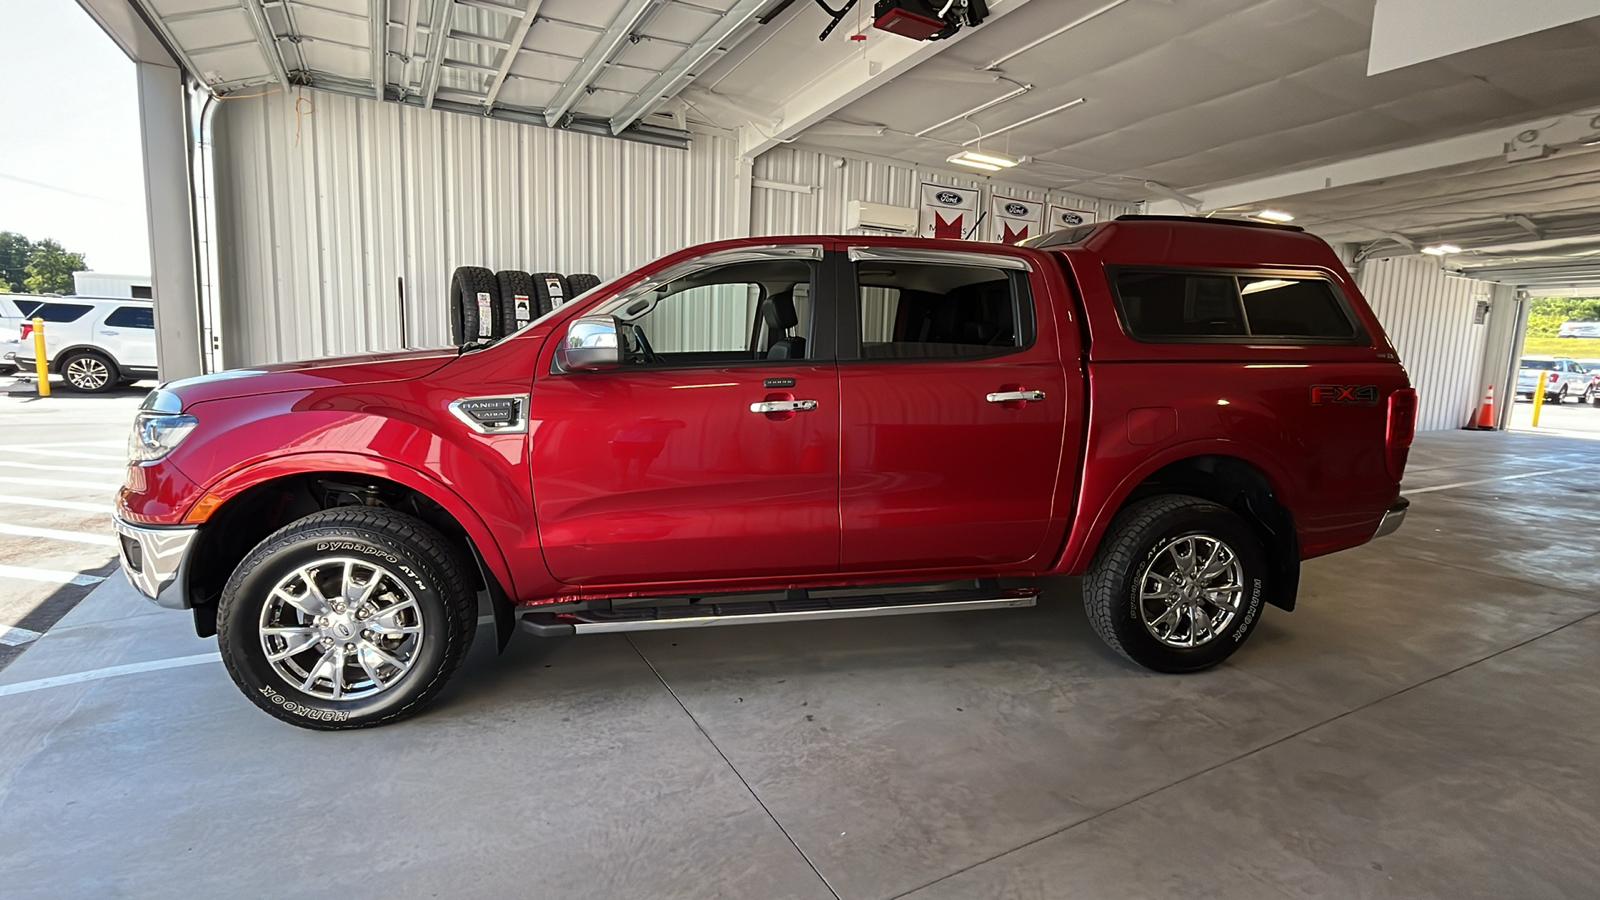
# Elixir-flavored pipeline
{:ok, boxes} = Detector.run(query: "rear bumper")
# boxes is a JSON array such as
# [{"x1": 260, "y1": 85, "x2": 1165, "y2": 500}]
[
  {"x1": 112, "y1": 515, "x2": 198, "y2": 609},
  {"x1": 1373, "y1": 497, "x2": 1409, "y2": 540}
]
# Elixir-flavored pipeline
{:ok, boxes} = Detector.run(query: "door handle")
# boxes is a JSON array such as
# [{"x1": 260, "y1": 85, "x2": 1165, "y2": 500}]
[
  {"x1": 986, "y1": 390, "x2": 1045, "y2": 403},
  {"x1": 750, "y1": 399, "x2": 819, "y2": 414},
  {"x1": 100, "y1": 330, "x2": 119, "y2": 336}
]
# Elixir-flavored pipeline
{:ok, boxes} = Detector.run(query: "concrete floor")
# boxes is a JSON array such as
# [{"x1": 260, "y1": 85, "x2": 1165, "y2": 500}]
[{"x1": 1, "y1": 430, "x2": 1597, "y2": 900}]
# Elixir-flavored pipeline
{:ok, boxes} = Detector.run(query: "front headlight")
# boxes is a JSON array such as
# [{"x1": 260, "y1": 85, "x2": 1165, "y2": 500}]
[{"x1": 128, "y1": 411, "x2": 198, "y2": 463}]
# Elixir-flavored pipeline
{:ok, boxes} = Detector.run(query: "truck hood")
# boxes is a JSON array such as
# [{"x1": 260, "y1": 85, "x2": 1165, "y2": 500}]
[{"x1": 163, "y1": 349, "x2": 458, "y2": 407}]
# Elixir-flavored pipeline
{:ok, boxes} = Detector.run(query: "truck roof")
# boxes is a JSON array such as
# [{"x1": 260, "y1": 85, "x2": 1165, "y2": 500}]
[{"x1": 1038, "y1": 215, "x2": 1345, "y2": 271}]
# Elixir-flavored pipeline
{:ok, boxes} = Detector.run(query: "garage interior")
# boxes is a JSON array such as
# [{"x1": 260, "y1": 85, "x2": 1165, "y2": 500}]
[{"x1": 5, "y1": 0, "x2": 1600, "y2": 897}]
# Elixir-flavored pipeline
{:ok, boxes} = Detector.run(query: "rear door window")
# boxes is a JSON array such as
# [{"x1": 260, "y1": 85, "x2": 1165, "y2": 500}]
[
  {"x1": 1113, "y1": 269, "x2": 1360, "y2": 342},
  {"x1": 105, "y1": 306, "x2": 155, "y2": 328},
  {"x1": 33, "y1": 303, "x2": 93, "y2": 323},
  {"x1": 854, "y1": 260, "x2": 1033, "y2": 360}
]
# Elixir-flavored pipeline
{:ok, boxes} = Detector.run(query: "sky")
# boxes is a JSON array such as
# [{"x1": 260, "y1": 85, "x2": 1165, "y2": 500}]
[{"x1": 0, "y1": 0, "x2": 150, "y2": 276}]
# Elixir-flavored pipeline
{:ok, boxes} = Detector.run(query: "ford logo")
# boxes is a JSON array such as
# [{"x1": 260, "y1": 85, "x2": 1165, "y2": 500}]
[
  {"x1": 935, "y1": 191, "x2": 963, "y2": 206},
  {"x1": 1058, "y1": 212, "x2": 1084, "y2": 226},
  {"x1": 1005, "y1": 202, "x2": 1029, "y2": 216}
]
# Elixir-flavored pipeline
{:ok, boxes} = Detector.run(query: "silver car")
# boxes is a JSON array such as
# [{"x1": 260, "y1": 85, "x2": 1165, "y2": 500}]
[{"x1": 1516, "y1": 356, "x2": 1594, "y2": 404}]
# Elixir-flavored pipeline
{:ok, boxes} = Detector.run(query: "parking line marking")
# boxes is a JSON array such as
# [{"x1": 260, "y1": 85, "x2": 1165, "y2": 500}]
[
  {"x1": 0, "y1": 475, "x2": 123, "y2": 490},
  {"x1": 0, "y1": 460, "x2": 125, "y2": 475},
  {"x1": 0, "y1": 448, "x2": 127, "y2": 462},
  {"x1": 0, "y1": 626, "x2": 44, "y2": 647},
  {"x1": 0, "y1": 652, "x2": 222, "y2": 698},
  {"x1": 0, "y1": 495, "x2": 114, "y2": 513},
  {"x1": 0, "y1": 522, "x2": 117, "y2": 546},
  {"x1": 0, "y1": 564, "x2": 106, "y2": 586},
  {"x1": 1406, "y1": 467, "x2": 1570, "y2": 495}
]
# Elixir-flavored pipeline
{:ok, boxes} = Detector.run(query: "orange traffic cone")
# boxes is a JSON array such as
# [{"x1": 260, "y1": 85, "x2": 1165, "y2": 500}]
[{"x1": 1470, "y1": 385, "x2": 1495, "y2": 430}]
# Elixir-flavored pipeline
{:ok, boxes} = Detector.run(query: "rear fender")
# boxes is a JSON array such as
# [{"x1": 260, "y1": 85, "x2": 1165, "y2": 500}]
[{"x1": 1052, "y1": 439, "x2": 1300, "y2": 575}]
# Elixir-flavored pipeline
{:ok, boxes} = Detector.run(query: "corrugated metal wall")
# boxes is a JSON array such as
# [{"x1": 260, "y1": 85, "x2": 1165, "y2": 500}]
[
  {"x1": 749, "y1": 145, "x2": 1141, "y2": 237},
  {"x1": 1357, "y1": 255, "x2": 1496, "y2": 432},
  {"x1": 211, "y1": 92, "x2": 1140, "y2": 366},
  {"x1": 212, "y1": 89, "x2": 741, "y2": 365}
]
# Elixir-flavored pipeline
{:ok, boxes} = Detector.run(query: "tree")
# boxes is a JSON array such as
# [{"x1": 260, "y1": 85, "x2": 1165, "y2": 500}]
[
  {"x1": 21, "y1": 239, "x2": 87, "y2": 295},
  {"x1": 0, "y1": 232, "x2": 31, "y2": 292}
]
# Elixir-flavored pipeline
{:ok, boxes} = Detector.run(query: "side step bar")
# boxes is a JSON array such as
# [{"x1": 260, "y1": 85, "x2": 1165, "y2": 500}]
[{"x1": 519, "y1": 585, "x2": 1039, "y2": 637}]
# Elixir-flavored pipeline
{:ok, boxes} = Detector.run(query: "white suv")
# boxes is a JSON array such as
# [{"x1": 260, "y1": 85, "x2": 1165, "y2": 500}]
[
  {"x1": 1516, "y1": 356, "x2": 1594, "y2": 404},
  {"x1": 11, "y1": 297, "x2": 158, "y2": 392}
]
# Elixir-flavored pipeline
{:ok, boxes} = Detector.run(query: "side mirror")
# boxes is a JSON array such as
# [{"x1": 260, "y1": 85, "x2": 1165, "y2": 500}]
[{"x1": 557, "y1": 315, "x2": 622, "y2": 371}]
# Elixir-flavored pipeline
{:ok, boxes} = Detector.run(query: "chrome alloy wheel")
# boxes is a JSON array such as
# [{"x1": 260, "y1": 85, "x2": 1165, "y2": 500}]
[
  {"x1": 1137, "y1": 535, "x2": 1245, "y2": 649},
  {"x1": 259, "y1": 558, "x2": 424, "y2": 700},
  {"x1": 65, "y1": 356, "x2": 111, "y2": 390}
]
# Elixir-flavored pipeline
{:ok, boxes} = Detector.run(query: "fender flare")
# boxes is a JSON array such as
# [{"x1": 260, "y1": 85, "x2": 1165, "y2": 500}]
[
  {"x1": 198, "y1": 451, "x2": 519, "y2": 649},
  {"x1": 1054, "y1": 438, "x2": 1299, "y2": 574}
]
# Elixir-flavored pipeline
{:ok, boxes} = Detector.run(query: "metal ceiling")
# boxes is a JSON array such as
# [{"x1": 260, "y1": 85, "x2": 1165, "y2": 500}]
[
  {"x1": 131, "y1": 0, "x2": 780, "y2": 143},
  {"x1": 726, "y1": 0, "x2": 1600, "y2": 200}
]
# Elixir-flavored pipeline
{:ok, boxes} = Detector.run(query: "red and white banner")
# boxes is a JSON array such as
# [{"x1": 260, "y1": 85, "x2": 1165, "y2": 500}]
[
  {"x1": 1047, "y1": 204, "x2": 1098, "y2": 230},
  {"x1": 990, "y1": 195, "x2": 1045, "y2": 244},
  {"x1": 919, "y1": 183, "x2": 980, "y2": 240}
]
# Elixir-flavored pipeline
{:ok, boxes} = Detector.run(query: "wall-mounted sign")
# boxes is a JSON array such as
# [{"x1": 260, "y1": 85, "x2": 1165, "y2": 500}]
[
  {"x1": 919, "y1": 183, "x2": 980, "y2": 240},
  {"x1": 991, "y1": 195, "x2": 1044, "y2": 244},
  {"x1": 1048, "y1": 204, "x2": 1098, "y2": 230}
]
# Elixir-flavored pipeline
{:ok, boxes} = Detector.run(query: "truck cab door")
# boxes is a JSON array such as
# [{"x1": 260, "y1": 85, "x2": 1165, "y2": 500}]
[
  {"x1": 527, "y1": 245, "x2": 840, "y2": 587},
  {"x1": 837, "y1": 247, "x2": 1077, "y2": 571}
]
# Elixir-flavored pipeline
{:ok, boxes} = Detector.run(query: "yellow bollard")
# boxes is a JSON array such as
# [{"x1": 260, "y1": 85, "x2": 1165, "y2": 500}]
[
  {"x1": 30, "y1": 317, "x2": 49, "y2": 398},
  {"x1": 1530, "y1": 370, "x2": 1546, "y2": 428}
]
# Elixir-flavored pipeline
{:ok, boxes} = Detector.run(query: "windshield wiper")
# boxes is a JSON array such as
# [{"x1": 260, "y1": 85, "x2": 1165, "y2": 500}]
[{"x1": 457, "y1": 337, "x2": 499, "y2": 355}]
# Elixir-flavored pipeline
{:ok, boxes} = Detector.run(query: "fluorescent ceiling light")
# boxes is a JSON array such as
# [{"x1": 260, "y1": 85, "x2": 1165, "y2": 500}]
[
  {"x1": 1256, "y1": 209, "x2": 1294, "y2": 222},
  {"x1": 1422, "y1": 244, "x2": 1462, "y2": 256},
  {"x1": 947, "y1": 150, "x2": 1020, "y2": 171}
]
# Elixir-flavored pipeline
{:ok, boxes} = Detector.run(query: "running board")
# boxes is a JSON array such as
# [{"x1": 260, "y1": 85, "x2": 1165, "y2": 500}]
[{"x1": 518, "y1": 585, "x2": 1039, "y2": 637}]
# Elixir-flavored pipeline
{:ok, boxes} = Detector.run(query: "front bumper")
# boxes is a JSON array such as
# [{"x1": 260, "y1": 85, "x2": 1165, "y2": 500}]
[
  {"x1": 112, "y1": 515, "x2": 198, "y2": 609},
  {"x1": 1373, "y1": 497, "x2": 1409, "y2": 540}
]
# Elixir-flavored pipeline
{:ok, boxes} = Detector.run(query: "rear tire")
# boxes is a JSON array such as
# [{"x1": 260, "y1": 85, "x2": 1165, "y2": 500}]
[
  {"x1": 59, "y1": 350, "x2": 120, "y2": 393},
  {"x1": 1083, "y1": 495, "x2": 1268, "y2": 673},
  {"x1": 449, "y1": 266, "x2": 500, "y2": 345},
  {"x1": 215, "y1": 507, "x2": 476, "y2": 730}
]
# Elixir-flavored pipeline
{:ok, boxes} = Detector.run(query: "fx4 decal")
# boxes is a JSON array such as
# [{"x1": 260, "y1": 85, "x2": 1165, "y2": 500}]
[{"x1": 1310, "y1": 384, "x2": 1379, "y2": 405}]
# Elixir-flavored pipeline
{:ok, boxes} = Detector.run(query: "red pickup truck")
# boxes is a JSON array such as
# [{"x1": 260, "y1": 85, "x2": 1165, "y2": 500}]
[{"x1": 114, "y1": 216, "x2": 1416, "y2": 729}]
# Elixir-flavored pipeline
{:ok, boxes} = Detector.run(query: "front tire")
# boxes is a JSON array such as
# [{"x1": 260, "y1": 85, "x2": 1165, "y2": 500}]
[
  {"x1": 59, "y1": 350, "x2": 119, "y2": 392},
  {"x1": 1083, "y1": 495, "x2": 1268, "y2": 673},
  {"x1": 216, "y1": 507, "x2": 476, "y2": 730}
]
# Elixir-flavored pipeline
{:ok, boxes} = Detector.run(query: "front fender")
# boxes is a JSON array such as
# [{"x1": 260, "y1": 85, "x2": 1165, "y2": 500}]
[{"x1": 169, "y1": 386, "x2": 557, "y2": 606}]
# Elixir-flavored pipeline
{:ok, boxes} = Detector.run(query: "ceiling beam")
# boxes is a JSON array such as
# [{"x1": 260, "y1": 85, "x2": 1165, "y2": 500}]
[
  {"x1": 482, "y1": 0, "x2": 545, "y2": 109},
  {"x1": 241, "y1": 0, "x2": 293, "y2": 86},
  {"x1": 1147, "y1": 105, "x2": 1600, "y2": 216},
  {"x1": 419, "y1": 0, "x2": 456, "y2": 107},
  {"x1": 739, "y1": 0, "x2": 1045, "y2": 158},
  {"x1": 542, "y1": 0, "x2": 658, "y2": 127},
  {"x1": 371, "y1": 0, "x2": 386, "y2": 98},
  {"x1": 608, "y1": 0, "x2": 770, "y2": 135}
]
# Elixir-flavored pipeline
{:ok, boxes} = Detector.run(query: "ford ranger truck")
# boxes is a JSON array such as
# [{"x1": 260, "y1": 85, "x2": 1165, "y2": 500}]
[{"x1": 114, "y1": 215, "x2": 1416, "y2": 729}]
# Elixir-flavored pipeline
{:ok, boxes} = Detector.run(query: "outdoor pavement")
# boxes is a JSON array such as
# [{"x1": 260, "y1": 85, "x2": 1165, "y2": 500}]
[
  {"x1": 0, "y1": 429, "x2": 1597, "y2": 899},
  {"x1": 1508, "y1": 393, "x2": 1600, "y2": 440},
  {"x1": 0, "y1": 376, "x2": 147, "y2": 672}
]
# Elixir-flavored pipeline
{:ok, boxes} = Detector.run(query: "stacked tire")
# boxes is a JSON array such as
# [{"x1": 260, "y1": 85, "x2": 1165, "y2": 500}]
[{"x1": 448, "y1": 267, "x2": 604, "y2": 346}]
